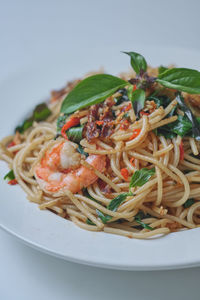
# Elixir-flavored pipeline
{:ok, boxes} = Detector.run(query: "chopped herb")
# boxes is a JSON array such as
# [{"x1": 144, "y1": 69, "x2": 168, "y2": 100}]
[
  {"x1": 16, "y1": 103, "x2": 51, "y2": 133},
  {"x1": 129, "y1": 168, "x2": 155, "y2": 188},
  {"x1": 77, "y1": 144, "x2": 89, "y2": 157},
  {"x1": 57, "y1": 114, "x2": 68, "y2": 134},
  {"x1": 114, "y1": 88, "x2": 129, "y2": 105},
  {"x1": 183, "y1": 198, "x2": 195, "y2": 208},
  {"x1": 82, "y1": 188, "x2": 96, "y2": 201},
  {"x1": 134, "y1": 211, "x2": 153, "y2": 230},
  {"x1": 86, "y1": 218, "x2": 96, "y2": 225},
  {"x1": 4, "y1": 169, "x2": 15, "y2": 181},
  {"x1": 96, "y1": 192, "x2": 133, "y2": 224},
  {"x1": 135, "y1": 218, "x2": 153, "y2": 230},
  {"x1": 148, "y1": 95, "x2": 171, "y2": 109},
  {"x1": 176, "y1": 93, "x2": 200, "y2": 141}
]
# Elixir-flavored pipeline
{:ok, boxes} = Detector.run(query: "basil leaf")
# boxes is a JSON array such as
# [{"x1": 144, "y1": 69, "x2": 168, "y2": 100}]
[
  {"x1": 4, "y1": 169, "x2": 15, "y2": 181},
  {"x1": 16, "y1": 103, "x2": 51, "y2": 133},
  {"x1": 135, "y1": 218, "x2": 153, "y2": 231},
  {"x1": 123, "y1": 51, "x2": 147, "y2": 74},
  {"x1": 86, "y1": 218, "x2": 96, "y2": 225},
  {"x1": 130, "y1": 89, "x2": 146, "y2": 117},
  {"x1": 33, "y1": 103, "x2": 51, "y2": 121},
  {"x1": 107, "y1": 193, "x2": 131, "y2": 211},
  {"x1": 148, "y1": 95, "x2": 171, "y2": 109},
  {"x1": 61, "y1": 74, "x2": 128, "y2": 114},
  {"x1": 96, "y1": 209, "x2": 112, "y2": 224},
  {"x1": 66, "y1": 126, "x2": 83, "y2": 143},
  {"x1": 157, "y1": 68, "x2": 200, "y2": 94},
  {"x1": 57, "y1": 114, "x2": 68, "y2": 133},
  {"x1": 176, "y1": 93, "x2": 200, "y2": 141},
  {"x1": 134, "y1": 211, "x2": 153, "y2": 230},
  {"x1": 82, "y1": 188, "x2": 97, "y2": 201},
  {"x1": 130, "y1": 168, "x2": 155, "y2": 188},
  {"x1": 158, "y1": 66, "x2": 168, "y2": 74},
  {"x1": 114, "y1": 88, "x2": 129, "y2": 105},
  {"x1": 96, "y1": 192, "x2": 132, "y2": 224},
  {"x1": 183, "y1": 198, "x2": 195, "y2": 208},
  {"x1": 77, "y1": 144, "x2": 89, "y2": 157}
]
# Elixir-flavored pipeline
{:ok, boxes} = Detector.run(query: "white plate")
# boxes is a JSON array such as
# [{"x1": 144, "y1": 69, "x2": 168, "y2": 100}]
[{"x1": 1, "y1": 45, "x2": 200, "y2": 271}]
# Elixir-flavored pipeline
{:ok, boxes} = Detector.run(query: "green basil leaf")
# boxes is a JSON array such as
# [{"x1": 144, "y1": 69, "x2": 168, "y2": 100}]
[
  {"x1": 176, "y1": 93, "x2": 200, "y2": 141},
  {"x1": 82, "y1": 188, "x2": 97, "y2": 202},
  {"x1": 158, "y1": 66, "x2": 168, "y2": 74},
  {"x1": 4, "y1": 169, "x2": 15, "y2": 181},
  {"x1": 57, "y1": 114, "x2": 68, "y2": 133},
  {"x1": 77, "y1": 144, "x2": 89, "y2": 158},
  {"x1": 96, "y1": 192, "x2": 132, "y2": 224},
  {"x1": 148, "y1": 95, "x2": 171, "y2": 109},
  {"x1": 114, "y1": 88, "x2": 129, "y2": 105},
  {"x1": 130, "y1": 89, "x2": 146, "y2": 117},
  {"x1": 86, "y1": 218, "x2": 96, "y2": 225},
  {"x1": 61, "y1": 74, "x2": 128, "y2": 114},
  {"x1": 157, "y1": 68, "x2": 200, "y2": 94},
  {"x1": 123, "y1": 51, "x2": 147, "y2": 74},
  {"x1": 33, "y1": 103, "x2": 51, "y2": 121},
  {"x1": 16, "y1": 103, "x2": 51, "y2": 133},
  {"x1": 134, "y1": 211, "x2": 153, "y2": 230},
  {"x1": 107, "y1": 193, "x2": 131, "y2": 211},
  {"x1": 130, "y1": 168, "x2": 155, "y2": 188},
  {"x1": 135, "y1": 218, "x2": 153, "y2": 230},
  {"x1": 183, "y1": 198, "x2": 195, "y2": 208},
  {"x1": 66, "y1": 126, "x2": 83, "y2": 143},
  {"x1": 96, "y1": 209, "x2": 112, "y2": 224}
]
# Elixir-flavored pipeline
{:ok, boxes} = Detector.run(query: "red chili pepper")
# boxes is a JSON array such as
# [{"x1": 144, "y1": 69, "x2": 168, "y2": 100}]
[
  {"x1": 121, "y1": 168, "x2": 129, "y2": 181},
  {"x1": 133, "y1": 85, "x2": 137, "y2": 92},
  {"x1": 129, "y1": 128, "x2": 141, "y2": 140},
  {"x1": 130, "y1": 157, "x2": 135, "y2": 167},
  {"x1": 96, "y1": 121, "x2": 104, "y2": 126},
  {"x1": 140, "y1": 111, "x2": 149, "y2": 116},
  {"x1": 7, "y1": 141, "x2": 16, "y2": 148},
  {"x1": 179, "y1": 140, "x2": 184, "y2": 161},
  {"x1": 125, "y1": 103, "x2": 132, "y2": 112},
  {"x1": 8, "y1": 179, "x2": 18, "y2": 185},
  {"x1": 61, "y1": 117, "x2": 81, "y2": 140}
]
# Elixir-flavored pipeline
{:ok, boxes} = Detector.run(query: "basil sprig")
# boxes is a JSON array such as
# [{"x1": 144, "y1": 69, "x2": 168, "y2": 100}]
[
  {"x1": 4, "y1": 169, "x2": 15, "y2": 181},
  {"x1": 123, "y1": 51, "x2": 147, "y2": 74},
  {"x1": 61, "y1": 74, "x2": 128, "y2": 115},
  {"x1": 16, "y1": 103, "x2": 51, "y2": 133},
  {"x1": 183, "y1": 198, "x2": 195, "y2": 208},
  {"x1": 157, "y1": 68, "x2": 200, "y2": 94}
]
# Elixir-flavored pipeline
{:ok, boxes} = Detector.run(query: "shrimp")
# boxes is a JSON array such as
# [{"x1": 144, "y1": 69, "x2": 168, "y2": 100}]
[{"x1": 34, "y1": 139, "x2": 106, "y2": 196}]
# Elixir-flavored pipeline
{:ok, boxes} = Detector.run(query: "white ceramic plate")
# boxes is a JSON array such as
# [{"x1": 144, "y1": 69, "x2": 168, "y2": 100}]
[{"x1": 0, "y1": 45, "x2": 200, "y2": 271}]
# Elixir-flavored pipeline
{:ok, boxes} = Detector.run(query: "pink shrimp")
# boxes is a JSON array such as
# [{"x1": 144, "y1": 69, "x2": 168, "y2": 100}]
[{"x1": 34, "y1": 140, "x2": 106, "y2": 196}]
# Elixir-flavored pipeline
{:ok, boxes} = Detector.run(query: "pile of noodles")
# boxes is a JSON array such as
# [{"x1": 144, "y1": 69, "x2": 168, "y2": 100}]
[{"x1": 1, "y1": 69, "x2": 200, "y2": 239}]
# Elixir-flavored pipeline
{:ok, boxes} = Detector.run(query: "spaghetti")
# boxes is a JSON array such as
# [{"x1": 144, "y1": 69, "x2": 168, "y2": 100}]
[{"x1": 1, "y1": 54, "x2": 200, "y2": 239}]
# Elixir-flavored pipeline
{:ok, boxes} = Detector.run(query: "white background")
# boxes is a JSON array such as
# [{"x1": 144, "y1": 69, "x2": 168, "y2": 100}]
[{"x1": 0, "y1": 0, "x2": 200, "y2": 299}]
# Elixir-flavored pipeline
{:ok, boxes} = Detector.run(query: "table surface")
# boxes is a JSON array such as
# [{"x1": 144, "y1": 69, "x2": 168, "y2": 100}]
[{"x1": 1, "y1": 0, "x2": 200, "y2": 299}]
